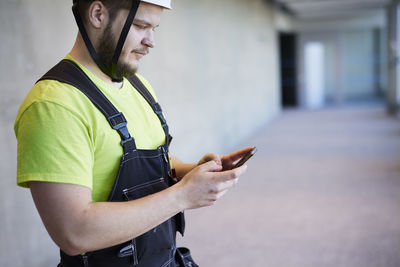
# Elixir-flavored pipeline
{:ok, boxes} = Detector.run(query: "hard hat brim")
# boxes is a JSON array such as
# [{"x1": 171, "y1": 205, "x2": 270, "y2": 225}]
[{"x1": 141, "y1": 0, "x2": 171, "y2": 9}]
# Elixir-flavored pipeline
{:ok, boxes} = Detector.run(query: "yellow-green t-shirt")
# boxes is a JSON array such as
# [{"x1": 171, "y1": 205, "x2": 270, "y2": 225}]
[{"x1": 14, "y1": 55, "x2": 166, "y2": 202}]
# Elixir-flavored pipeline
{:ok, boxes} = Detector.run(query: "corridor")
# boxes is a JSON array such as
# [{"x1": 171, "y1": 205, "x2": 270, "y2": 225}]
[{"x1": 178, "y1": 103, "x2": 400, "y2": 267}]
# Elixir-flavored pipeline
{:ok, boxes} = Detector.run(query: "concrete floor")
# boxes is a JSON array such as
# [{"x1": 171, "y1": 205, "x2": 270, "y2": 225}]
[{"x1": 177, "y1": 104, "x2": 400, "y2": 267}]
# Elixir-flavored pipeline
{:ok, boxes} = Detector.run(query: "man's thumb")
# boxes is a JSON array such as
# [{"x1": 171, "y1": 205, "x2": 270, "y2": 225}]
[{"x1": 199, "y1": 160, "x2": 223, "y2": 172}]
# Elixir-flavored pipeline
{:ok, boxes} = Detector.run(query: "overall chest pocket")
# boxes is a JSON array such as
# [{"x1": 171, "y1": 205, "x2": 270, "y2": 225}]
[{"x1": 122, "y1": 177, "x2": 168, "y2": 200}]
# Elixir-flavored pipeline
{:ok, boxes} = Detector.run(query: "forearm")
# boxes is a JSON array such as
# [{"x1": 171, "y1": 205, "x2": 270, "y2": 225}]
[
  {"x1": 76, "y1": 186, "x2": 183, "y2": 253},
  {"x1": 31, "y1": 182, "x2": 185, "y2": 256},
  {"x1": 170, "y1": 156, "x2": 196, "y2": 180}
]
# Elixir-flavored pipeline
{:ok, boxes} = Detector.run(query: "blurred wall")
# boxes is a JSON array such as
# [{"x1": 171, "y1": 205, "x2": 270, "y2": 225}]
[
  {"x1": 142, "y1": 0, "x2": 281, "y2": 161},
  {"x1": 1, "y1": 2, "x2": 76, "y2": 267},
  {"x1": 295, "y1": 11, "x2": 387, "y2": 106},
  {"x1": 0, "y1": 0, "x2": 281, "y2": 266}
]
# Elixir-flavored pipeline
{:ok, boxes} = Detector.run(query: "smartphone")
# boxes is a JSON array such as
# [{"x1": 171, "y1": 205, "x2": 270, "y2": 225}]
[{"x1": 233, "y1": 147, "x2": 257, "y2": 168}]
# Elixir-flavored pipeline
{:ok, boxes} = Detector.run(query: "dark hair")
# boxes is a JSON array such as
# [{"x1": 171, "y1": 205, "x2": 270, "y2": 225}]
[{"x1": 77, "y1": 0, "x2": 132, "y2": 24}]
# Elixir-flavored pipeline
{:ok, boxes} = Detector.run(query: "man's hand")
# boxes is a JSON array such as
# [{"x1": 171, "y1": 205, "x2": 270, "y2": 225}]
[
  {"x1": 170, "y1": 147, "x2": 253, "y2": 182},
  {"x1": 176, "y1": 160, "x2": 247, "y2": 209},
  {"x1": 197, "y1": 147, "x2": 254, "y2": 170}
]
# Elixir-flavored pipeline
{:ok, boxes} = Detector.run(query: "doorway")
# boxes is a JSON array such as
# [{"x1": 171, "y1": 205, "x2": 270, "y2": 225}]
[{"x1": 279, "y1": 32, "x2": 298, "y2": 107}]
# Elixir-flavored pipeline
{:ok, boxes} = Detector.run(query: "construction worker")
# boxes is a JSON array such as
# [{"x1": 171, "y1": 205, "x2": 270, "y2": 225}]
[{"x1": 14, "y1": 0, "x2": 251, "y2": 266}]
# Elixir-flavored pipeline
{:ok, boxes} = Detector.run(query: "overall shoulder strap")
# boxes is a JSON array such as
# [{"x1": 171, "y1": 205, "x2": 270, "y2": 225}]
[
  {"x1": 127, "y1": 75, "x2": 172, "y2": 146},
  {"x1": 37, "y1": 59, "x2": 135, "y2": 150}
]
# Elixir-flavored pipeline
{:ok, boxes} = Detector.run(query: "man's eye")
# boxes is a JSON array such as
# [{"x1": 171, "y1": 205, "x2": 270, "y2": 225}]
[{"x1": 134, "y1": 24, "x2": 146, "y2": 30}]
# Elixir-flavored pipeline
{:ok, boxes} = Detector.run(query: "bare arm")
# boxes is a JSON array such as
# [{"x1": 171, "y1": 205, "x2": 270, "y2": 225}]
[
  {"x1": 30, "y1": 181, "x2": 183, "y2": 256},
  {"x1": 30, "y1": 161, "x2": 247, "y2": 256},
  {"x1": 170, "y1": 156, "x2": 196, "y2": 180}
]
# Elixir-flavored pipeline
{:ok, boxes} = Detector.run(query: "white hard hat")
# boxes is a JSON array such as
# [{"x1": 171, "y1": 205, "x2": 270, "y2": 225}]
[{"x1": 142, "y1": 0, "x2": 171, "y2": 9}]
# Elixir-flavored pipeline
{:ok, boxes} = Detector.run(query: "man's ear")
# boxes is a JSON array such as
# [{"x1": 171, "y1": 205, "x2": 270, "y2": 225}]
[{"x1": 87, "y1": 1, "x2": 108, "y2": 29}]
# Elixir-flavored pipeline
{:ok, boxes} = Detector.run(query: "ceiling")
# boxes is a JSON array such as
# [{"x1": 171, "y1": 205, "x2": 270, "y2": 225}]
[{"x1": 274, "y1": 0, "x2": 392, "y2": 19}]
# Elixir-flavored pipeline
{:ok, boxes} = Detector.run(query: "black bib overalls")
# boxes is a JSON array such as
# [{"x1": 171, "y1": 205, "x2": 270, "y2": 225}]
[{"x1": 39, "y1": 60, "x2": 197, "y2": 267}]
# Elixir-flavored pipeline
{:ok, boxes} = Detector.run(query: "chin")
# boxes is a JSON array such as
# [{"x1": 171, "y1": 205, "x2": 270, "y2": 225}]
[
  {"x1": 127, "y1": 59, "x2": 139, "y2": 70},
  {"x1": 117, "y1": 59, "x2": 139, "y2": 77}
]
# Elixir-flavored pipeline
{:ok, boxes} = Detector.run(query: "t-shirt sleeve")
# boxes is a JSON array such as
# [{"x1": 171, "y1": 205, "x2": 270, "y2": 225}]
[{"x1": 15, "y1": 101, "x2": 94, "y2": 189}]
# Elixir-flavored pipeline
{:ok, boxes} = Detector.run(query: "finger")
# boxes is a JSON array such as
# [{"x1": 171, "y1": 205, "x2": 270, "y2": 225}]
[
  {"x1": 215, "y1": 189, "x2": 229, "y2": 199},
  {"x1": 222, "y1": 147, "x2": 254, "y2": 162},
  {"x1": 214, "y1": 165, "x2": 247, "y2": 182},
  {"x1": 206, "y1": 188, "x2": 229, "y2": 202},
  {"x1": 218, "y1": 178, "x2": 239, "y2": 192},
  {"x1": 198, "y1": 153, "x2": 222, "y2": 166},
  {"x1": 199, "y1": 160, "x2": 223, "y2": 172},
  {"x1": 204, "y1": 153, "x2": 220, "y2": 161},
  {"x1": 205, "y1": 154, "x2": 222, "y2": 165}
]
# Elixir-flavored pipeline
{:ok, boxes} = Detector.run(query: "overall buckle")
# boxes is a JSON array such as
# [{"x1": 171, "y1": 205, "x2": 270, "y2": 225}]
[{"x1": 108, "y1": 113, "x2": 131, "y2": 140}]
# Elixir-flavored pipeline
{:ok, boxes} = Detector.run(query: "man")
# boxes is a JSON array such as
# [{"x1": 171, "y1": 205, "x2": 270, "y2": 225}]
[{"x1": 14, "y1": 0, "x2": 250, "y2": 266}]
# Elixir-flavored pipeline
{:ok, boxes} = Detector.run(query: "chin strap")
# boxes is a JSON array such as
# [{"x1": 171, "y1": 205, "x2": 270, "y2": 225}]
[{"x1": 72, "y1": 0, "x2": 140, "y2": 82}]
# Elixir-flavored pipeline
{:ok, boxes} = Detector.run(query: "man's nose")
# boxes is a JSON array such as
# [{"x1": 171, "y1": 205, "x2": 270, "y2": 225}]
[{"x1": 142, "y1": 30, "x2": 155, "y2": 48}]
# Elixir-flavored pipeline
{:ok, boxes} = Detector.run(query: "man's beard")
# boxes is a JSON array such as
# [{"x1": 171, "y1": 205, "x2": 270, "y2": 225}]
[{"x1": 97, "y1": 22, "x2": 138, "y2": 80}]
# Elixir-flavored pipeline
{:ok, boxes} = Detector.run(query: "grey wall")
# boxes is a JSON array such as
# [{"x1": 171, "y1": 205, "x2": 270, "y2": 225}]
[
  {"x1": 0, "y1": 0, "x2": 281, "y2": 266},
  {"x1": 1, "y1": 1, "x2": 76, "y2": 267},
  {"x1": 143, "y1": 0, "x2": 281, "y2": 161},
  {"x1": 295, "y1": 11, "x2": 387, "y2": 106}
]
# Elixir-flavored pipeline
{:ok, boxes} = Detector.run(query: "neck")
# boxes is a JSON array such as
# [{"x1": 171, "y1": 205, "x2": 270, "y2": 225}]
[{"x1": 69, "y1": 33, "x2": 123, "y2": 89}]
